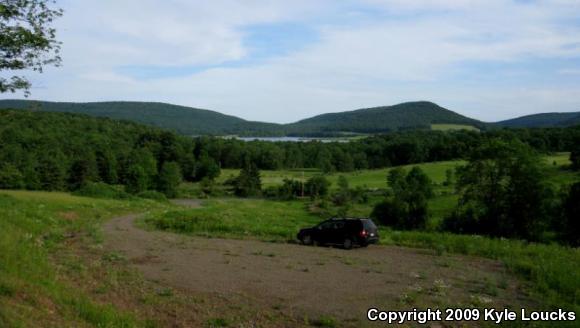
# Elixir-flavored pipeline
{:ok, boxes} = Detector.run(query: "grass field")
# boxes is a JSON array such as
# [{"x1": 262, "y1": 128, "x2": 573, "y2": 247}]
[
  {"x1": 0, "y1": 191, "x2": 167, "y2": 327},
  {"x1": 214, "y1": 153, "x2": 574, "y2": 190},
  {"x1": 431, "y1": 123, "x2": 480, "y2": 131},
  {"x1": 2, "y1": 153, "x2": 578, "y2": 326}
]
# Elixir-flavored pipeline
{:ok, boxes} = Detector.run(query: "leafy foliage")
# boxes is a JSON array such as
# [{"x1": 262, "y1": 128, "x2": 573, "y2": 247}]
[
  {"x1": 0, "y1": 0, "x2": 62, "y2": 94},
  {"x1": 561, "y1": 182, "x2": 580, "y2": 246},
  {"x1": 233, "y1": 161, "x2": 261, "y2": 197},
  {"x1": 372, "y1": 167, "x2": 433, "y2": 230},
  {"x1": 443, "y1": 140, "x2": 553, "y2": 240}
]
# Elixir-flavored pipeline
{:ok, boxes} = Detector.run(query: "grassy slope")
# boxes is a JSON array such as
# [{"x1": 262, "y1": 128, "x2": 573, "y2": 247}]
[
  {"x1": 431, "y1": 123, "x2": 480, "y2": 131},
  {"x1": 0, "y1": 191, "x2": 167, "y2": 327}
]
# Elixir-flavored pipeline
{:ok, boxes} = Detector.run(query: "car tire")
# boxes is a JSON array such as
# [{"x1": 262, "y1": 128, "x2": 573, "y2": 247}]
[
  {"x1": 343, "y1": 238, "x2": 353, "y2": 250},
  {"x1": 360, "y1": 241, "x2": 369, "y2": 248},
  {"x1": 302, "y1": 235, "x2": 313, "y2": 245}
]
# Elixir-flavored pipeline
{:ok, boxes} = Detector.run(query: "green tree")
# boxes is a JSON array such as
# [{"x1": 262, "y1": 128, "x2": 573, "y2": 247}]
[
  {"x1": 0, "y1": 0, "x2": 63, "y2": 94},
  {"x1": 37, "y1": 154, "x2": 65, "y2": 191},
  {"x1": 571, "y1": 147, "x2": 580, "y2": 171},
  {"x1": 444, "y1": 140, "x2": 551, "y2": 240},
  {"x1": 0, "y1": 163, "x2": 24, "y2": 189},
  {"x1": 372, "y1": 167, "x2": 432, "y2": 230},
  {"x1": 96, "y1": 149, "x2": 118, "y2": 184},
  {"x1": 195, "y1": 154, "x2": 220, "y2": 181},
  {"x1": 157, "y1": 162, "x2": 182, "y2": 198},
  {"x1": 234, "y1": 161, "x2": 261, "y2": 197},
  {"x1": 561, "y1": 182, "x2": 580, "y2": 246},
  {"x1": 387, "y1": 167, "x2": 406, "y2": 194},
  {"x1": 305, "y1": 175, "x2": 331, "y2": 199},
  {"x1": 125, "y1": 164, "x2": 148, "y2": 194},
  {"x1": 68, "y1": 152, "x2": 99, "y2": 190}
]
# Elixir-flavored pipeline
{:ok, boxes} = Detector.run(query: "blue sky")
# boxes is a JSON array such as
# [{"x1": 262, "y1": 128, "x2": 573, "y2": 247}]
[{"x1": 2, "y1": 0, "x2": 580, "y2": 123}]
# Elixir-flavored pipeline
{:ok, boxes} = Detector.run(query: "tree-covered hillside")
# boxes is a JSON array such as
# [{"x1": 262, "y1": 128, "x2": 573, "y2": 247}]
[
  {"x1": 0, "y1": 100, "x2": 484, "y2": 136},
  {"x1": 285, "y1": 101, "x2": 483, "y2": 135},
  {"x1": 496, "y1": 112, "x2": 580, "y2": 128},
  {"x1": 0, "y1": 99, "x2": 282, "y2": 136},
  {"x1": 0, "y1": 109, "x2": 222, "y2": 196}
]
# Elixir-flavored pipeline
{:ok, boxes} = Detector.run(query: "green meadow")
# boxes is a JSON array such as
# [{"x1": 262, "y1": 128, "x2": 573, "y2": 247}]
[
  {"x1": 431, "y1": 123, "x2": 480, "y2": 131},
  {"x1": 1, "y1": 153, "x2": 578, "y2": 326},
  {"x1": 0, "y1": 191, "x2": 168, "y2": 327}
]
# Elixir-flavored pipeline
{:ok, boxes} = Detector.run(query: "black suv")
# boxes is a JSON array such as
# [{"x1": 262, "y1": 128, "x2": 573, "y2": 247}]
[{"x1": 297, "y1": 218, "x2": 379, "y2": 249}]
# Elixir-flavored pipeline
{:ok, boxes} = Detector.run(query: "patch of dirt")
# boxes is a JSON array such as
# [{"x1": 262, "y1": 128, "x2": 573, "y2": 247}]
[{"x1": 103, "y1": 215, "x2": 532, "y2": 327}]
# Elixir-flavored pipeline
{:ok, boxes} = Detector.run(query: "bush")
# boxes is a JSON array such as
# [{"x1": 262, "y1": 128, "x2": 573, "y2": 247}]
[
  {"x1": 0, "y1": 164, "x2": 25, "y2": 189},
  {"x1": 305, "y1": 175, "x2": 330, "y2": 199},
  {"x1": 372, "y1": 166, "x2": 432, "y2": 230},
  {"x1": 74, "y1": 182, "x2": 133, "y2": 199},
  {"x1": 136, "y1": 190, "x2": 168, "y2": 202}
]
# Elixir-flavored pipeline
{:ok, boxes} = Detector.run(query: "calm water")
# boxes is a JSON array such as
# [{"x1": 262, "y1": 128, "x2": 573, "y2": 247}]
[{"x1": 235, "y1": 136, "x2": 350, "y2": 143}]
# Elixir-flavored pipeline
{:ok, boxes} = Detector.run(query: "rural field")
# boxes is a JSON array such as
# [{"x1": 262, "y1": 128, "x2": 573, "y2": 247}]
[{"x1": 2, "y1": 154, "x2": 579, "y2": 327}]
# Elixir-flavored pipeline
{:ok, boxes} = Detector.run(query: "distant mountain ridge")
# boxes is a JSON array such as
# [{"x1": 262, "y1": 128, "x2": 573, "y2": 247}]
[
  {"x1": 0, "y1": 99, "x2": 577, "y2": 136},
  {"x1": 495, "y1": 112, "x2": 580, "y2": 128},
  {"x1": 0, "y1": 99, "x2": 281, "y2": 136},
  {"x1": 285, "y1": 101, "x2": 483, "y2": 135}
]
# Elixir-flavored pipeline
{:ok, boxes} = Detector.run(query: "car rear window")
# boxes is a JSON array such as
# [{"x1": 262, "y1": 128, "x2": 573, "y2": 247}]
[{"x1": 362, "y1": 219, "x2": 377, "y2": 230}]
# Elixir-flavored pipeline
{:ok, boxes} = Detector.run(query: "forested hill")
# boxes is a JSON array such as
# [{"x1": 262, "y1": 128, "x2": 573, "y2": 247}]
[
  {"x1": 285, "y1": 101, "x2": 484, "y2": 135},
  {"x1": 0, "y1": 99, "x2": 282, "y2": 136},
  {"x1": 495, "y1": 112, "x2": 580, "y2": 128},
  {"x1": 0, "y1": 99, "x2": 485, "y2": 136}
]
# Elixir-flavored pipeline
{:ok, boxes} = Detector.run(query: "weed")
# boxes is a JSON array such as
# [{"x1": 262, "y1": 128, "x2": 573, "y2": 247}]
[
  {"x1": 206, "y1": 317, "x2": 230, "y2": 327},
  {"x1": 310, "y1": 315, "x2": 337, "y2": 328}
]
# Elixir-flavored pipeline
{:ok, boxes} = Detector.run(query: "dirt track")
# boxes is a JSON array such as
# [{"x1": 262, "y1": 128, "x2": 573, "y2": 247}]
[{"x1": 103, "y1": 214, "x2": 529, "y2": 325}]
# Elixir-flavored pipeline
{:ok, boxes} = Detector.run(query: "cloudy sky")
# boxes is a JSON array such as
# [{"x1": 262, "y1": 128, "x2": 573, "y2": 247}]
[{"x1": 2, "y1": 0, "x2": 580, "y2": 123}]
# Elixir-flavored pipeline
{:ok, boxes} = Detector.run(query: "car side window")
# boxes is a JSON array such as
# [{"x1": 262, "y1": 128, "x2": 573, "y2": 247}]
[
  {"x1": 334, "y1": 221, "x2": 345, "y2": 229},
  {"x1": 319, "y1": 222, "x2": 333, "y2": 230}
]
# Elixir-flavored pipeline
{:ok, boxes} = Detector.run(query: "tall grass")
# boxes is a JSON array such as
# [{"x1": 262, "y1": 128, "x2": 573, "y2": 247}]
[{"x1": 0, "y1": 190, "x2": 161, "y2": 327}]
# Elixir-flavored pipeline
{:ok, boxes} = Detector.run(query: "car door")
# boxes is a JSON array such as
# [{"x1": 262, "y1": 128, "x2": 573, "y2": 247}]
[
  {"x1": 330, "y1": 220, "x2": 346, "y2": 244},
  {"x1": 315, "y1": 221, "x2": 334, "y2": 244}
]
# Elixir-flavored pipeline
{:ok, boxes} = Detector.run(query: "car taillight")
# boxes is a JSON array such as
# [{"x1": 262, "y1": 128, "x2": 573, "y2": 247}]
[{"x1": 360, "y1": 230, "x2": 367, "y2": 237}]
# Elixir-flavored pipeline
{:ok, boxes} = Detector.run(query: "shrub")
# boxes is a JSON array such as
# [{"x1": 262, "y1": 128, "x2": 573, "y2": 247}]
[
  {"x1": 74, "y1": 182, "x2": 132, "y2": 199},
  {"x1": 0, "y1": 164, "x2": 25, "y2": 189},
  {"x1": 305, "y1": 175, "x2": 330, "y2": 199},
  {"x1": 136, "y1": 190, "x2": 168, "y2": 202}
]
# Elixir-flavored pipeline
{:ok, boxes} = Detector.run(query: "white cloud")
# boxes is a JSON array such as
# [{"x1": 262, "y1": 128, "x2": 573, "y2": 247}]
[{"x1": 3, "y1": 0, "x2": 580, "y2": 123}]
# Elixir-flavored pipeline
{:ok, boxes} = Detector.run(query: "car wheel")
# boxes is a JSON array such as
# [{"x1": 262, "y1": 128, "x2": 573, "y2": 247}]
[
  {"x1": 302, "y1": 235, "x2": 312, "y2": 245},
  {"x1": 343, "y1": 238, "x2": 353, "y2": 250},
  {"x1": 360, "y1": 241, "x2": 369, "y2": 248}
]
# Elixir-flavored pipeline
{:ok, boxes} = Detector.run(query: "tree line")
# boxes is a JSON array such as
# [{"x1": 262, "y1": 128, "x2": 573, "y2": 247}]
[{"x1": 1, "y1": 110, "x2": 580, "y2": 199}]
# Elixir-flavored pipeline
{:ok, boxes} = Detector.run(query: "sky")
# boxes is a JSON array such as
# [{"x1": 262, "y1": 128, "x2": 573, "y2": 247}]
[{"x1": 2, "y1": 0, "x2": 580, "y2": 123}]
